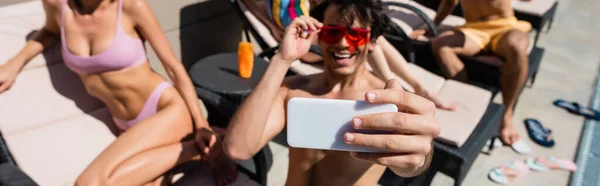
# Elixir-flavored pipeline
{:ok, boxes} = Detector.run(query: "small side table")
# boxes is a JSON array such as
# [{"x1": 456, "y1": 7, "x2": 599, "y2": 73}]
[
  {"x1": 189, "y1": 53, "x2": 269, "y2": 127},
  {"x1": 188, "y1": 54, "x2": 273, "y2": 186},
  {"x1": 189, "y1": 53, "x2": 269, "y2": 106}
]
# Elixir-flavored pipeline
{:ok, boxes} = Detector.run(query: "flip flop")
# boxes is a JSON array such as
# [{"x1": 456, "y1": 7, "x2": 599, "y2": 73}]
[
  {"x1": 526, "y1": 156, "x2": 577, "y2": 172},
  {"x1": 553, "y1": 99, "x2": 600, "y2": 120},
  {"x1": 488, "y1": 160, "x2": 530, "y2": 184},
  {"x1": 482, "y1": 138, "x2": 504, "y2": 153},
  {"x1": 483, "y1": 138, "x2": 532, "y2": 155},
  {"x1": 510, "y1": 140, "x2": 532, "y2": 155},
  {"x1": 524, "y1": 119, "x2": 555, "y2": 148}
]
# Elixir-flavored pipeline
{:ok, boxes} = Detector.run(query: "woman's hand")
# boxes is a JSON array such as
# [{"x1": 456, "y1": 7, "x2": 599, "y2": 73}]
[
  {"x1": 196, "y1": 127, "x2": 238, "y2": 186},
  {"x1": 409, "y1": 24, "x2": 435, "y2": 39},
  {"x1": 0, "y1": 62, "x2": 20, "y2": 94},
  {"x1": 278, "y1": 16, "x2": 323, "y2": 62}
]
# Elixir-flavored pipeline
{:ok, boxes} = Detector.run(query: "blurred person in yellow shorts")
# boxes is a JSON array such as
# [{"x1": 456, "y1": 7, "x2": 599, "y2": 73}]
[
  {"x1": 413, "y1": 0, "x2": 533, "y2": 147},
  {"x1": 458, "y1": 16, "x2": 531, "y2": 52}
]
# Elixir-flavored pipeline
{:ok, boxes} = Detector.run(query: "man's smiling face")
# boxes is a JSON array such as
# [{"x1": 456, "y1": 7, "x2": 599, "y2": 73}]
[{"x1": 319, "y1": 4, "x2": 373, "y2": 76}]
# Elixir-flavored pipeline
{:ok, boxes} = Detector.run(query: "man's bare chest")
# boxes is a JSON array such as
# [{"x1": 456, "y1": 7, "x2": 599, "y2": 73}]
[{"x1": 289, "y1": 148, "x2": 386, "y2": 186}]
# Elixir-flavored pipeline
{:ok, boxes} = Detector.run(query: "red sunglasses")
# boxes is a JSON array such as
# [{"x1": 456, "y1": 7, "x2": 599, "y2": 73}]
[{"x1": 318, "y1": 25, "x2": 370, "y2": 47}]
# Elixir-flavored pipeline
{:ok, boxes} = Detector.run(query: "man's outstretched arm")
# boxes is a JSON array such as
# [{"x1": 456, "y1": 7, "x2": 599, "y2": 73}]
[
  {"x1": 223, "y1": 54, "x2": 291, "y2": 160},
  {"x1": 224, "y1": 16, "x2": 323, "y2": 160}
]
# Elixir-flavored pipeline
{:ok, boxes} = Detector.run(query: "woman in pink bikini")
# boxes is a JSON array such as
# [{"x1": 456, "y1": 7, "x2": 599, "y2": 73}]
[{"x1": 0, "y1": 0, "x2": 236, "y2": 185}]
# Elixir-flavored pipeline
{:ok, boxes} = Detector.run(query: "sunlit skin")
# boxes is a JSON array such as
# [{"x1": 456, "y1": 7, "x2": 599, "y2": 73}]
[
  {"x1": 241, "y1": 0, "x2": 456, "y2": 110},
  {"x1": 224, "y1": 3, "x2": 439, "y2": 186},
  {"x1": 0, "y1": 0, "x2": 236, "y2": 185},
  {"x1": 414, "y1": 0, "x2": 531, "y2": 145}
]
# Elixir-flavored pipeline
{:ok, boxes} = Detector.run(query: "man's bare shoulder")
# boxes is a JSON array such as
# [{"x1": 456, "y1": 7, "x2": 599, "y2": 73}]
[
  {"x1": 282, "y1": 74, "x2": 322, "y2": 90},
  {"x1": 281, "y1": 73, "x2": 324, "y2": 99},
  {"x1": 370, "y1": 77, "x2": 386, "y2": 89}
]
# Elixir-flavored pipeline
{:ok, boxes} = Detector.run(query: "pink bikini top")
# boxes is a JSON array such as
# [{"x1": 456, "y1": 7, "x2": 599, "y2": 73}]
[{"x1": 60, "y1": 0, "x2": 147, "y2": 75}]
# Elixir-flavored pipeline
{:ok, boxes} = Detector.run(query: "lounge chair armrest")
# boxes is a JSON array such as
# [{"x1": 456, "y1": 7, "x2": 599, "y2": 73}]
[
  {"x1": 433, "y1": 141, "x2": 467, "y2": 163},
  {"x1": 194, "y1": 87, "x2": 237, "y2": 121},
  {"x1": 0, "y1": 133, "x2": 15, "y2": 165},
  {"x1": 235, "y1": 145, "x2": 272, "y2": 186},
  {"x1": 0, "y1": 163, "x2": 38, "y2": 185},
  {"x1": 258, "y1": 46, "x2": 279, "y2": 59},
  {"x1": 382, "y1": 2, "x2": 439, "y2": 37},
  {"x1": 252, "y1": 146, "x2": 272, "y2": 186}
]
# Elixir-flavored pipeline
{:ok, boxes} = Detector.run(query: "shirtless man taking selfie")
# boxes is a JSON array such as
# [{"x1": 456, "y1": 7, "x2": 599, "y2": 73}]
[
  {"x1": 414, "y1": 0, "x2": 532, "y2": 145},
  {"x1": 223, "y1": 0, "x2": 440, "y2": 185}
]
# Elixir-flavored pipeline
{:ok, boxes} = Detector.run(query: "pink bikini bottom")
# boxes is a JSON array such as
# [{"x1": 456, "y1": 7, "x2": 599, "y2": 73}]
[{"x1": 113, "y1": 81, "x2": 172, "y2": 130}]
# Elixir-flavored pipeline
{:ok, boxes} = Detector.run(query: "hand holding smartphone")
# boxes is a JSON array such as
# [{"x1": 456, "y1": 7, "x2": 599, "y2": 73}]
[{"x1": 286, "y1": 97, "x2": 398, "y2": 152}]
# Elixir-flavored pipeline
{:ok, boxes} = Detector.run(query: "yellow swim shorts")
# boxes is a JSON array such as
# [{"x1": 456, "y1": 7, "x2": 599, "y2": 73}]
[{"x1": 457, "y1": 16, "x2": 532, "y2": 52}]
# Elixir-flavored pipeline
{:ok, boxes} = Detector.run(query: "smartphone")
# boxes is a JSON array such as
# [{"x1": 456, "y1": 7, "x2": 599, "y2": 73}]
[{"x1": 286, "y1": 97, "x2": 398, "y2": 152}]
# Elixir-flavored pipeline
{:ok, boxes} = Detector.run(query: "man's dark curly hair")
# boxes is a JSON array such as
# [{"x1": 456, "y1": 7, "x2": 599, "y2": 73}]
[{"x1": 310, "y1": 0, "x2": 391, "y2": 42}]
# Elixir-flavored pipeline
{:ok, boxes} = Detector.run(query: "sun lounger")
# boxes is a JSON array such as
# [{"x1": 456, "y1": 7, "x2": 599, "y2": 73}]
[
  {"x1": 0, "y1": 1, "x2": 266, "y2": 185},
  {"x1": 231, "y1": 0, "x2": 324, "y2": 76},
  {"x1": 380, "y1": 2, "x2": 547, "y2": 185},
  {"x1": 512, "y1": 0, "x2": 559, "y2": 46},
  {"x1": 382, "y1": 0, "x2": 545, "y2": 91},
  {"x1": 194, "y1": 86, "x2": 273, "y2": 186},
  {"x1": 413, "y1": 0, "x2": 558, "y2": 47}
]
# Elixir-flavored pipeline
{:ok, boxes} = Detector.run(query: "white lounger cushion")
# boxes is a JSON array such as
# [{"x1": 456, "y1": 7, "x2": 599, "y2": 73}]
[
  {"x1": 0, "y1": 62, "x2": 105, "y2": 135},
  {"x1": 0, "y1": 2, "x2": 115, "y2": 185},
  {"x1": 0, "y1": 1, "x2": 63, "y2": 71},
  {"x1": 512, "y1": 0, "x2": 557, "y2": 16},
  {"x1": 0, "y1": 1, "x2": 248, "y2": 185},
  {"x1": 406, "y1": 64, "x2": 491, "y2": 147},
  {"x1": 435, "y1": 80, "x2": 492, "y2": 146},
  {"x1": 6, "y1": 108, "x2": 116, "y2": 186}
]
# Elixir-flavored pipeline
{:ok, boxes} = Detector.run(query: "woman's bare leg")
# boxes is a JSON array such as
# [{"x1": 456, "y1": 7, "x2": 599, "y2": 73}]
[
  {"x1": 76, "y1": 88, "x2": 202, "y2": 186},
  {"x1": 367, "y1": 41, "x2": 397, "y2": 82},
  {"x1": 372, "y1": 37, "x2": 456, "y2": 110}
]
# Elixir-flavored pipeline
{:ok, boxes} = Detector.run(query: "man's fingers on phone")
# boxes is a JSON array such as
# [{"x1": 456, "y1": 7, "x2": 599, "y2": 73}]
[
  {"x1": 352, "y1": 113, "x2": 437, "y2": 135},
  {"x1": 350, "y1": 152, "x2": 426, "y2": 170},
  {"x1": 365, "y1": 89, "x2": 436, "y2": 116},
  {"x1": 345, "y1": 133, "x2": 432, "y2": 153}
]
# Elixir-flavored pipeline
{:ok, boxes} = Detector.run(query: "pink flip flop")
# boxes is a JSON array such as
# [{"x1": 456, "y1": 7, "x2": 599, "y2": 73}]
[
  {"x1": 526, "y1": 156, "x2": 577, "y2": 172},
  {"x1": 488, "y1": 160, "x2": 530, "y2": 185}
]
